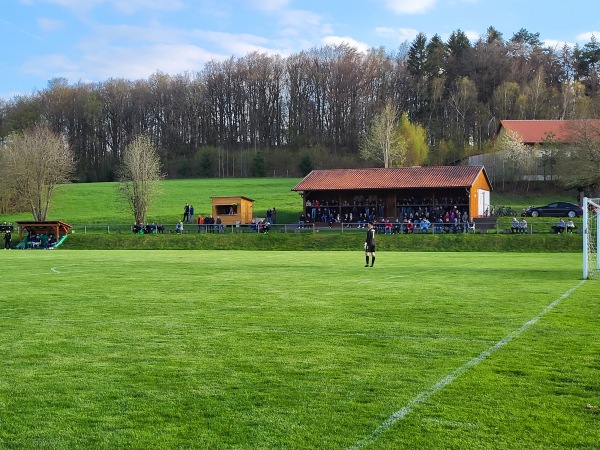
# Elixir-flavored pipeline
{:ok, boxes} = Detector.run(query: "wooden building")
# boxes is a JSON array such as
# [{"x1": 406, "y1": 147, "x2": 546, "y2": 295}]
[
  {"x1": 291, "y1": 166, "x2": 492, "y2": 220},
  {"x1": 16, "y1": 220, "x2": 72, "y2": 240},
  {"x1": 211, "y1": 196, "x2": 254, "y2": 225}
]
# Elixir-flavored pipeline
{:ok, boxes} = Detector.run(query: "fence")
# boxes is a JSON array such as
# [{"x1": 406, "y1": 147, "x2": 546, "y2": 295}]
[{"x1": 70, "y1": 221, "x2": 579, "y2": 235}]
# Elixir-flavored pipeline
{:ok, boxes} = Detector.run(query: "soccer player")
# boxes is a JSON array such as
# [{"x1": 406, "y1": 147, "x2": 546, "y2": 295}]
[{"x1": 364, "y1": 222, "x2": 376, "y2": 267}]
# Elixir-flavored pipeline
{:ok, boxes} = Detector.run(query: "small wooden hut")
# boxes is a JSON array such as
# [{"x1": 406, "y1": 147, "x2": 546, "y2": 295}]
[
  {"x1": 16, "y1": 221, "x2": 73, "y2": 241},
  {"x1": 211, "y1": 196, "x2": 254, "y2": 225}
]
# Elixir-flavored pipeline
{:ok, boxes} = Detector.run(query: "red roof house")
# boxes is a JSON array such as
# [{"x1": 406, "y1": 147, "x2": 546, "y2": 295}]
[
  {"x1": 292, "y1": 166, "x2": 492, "y2": 220},
  {"x1": 498, "y1": 120, "x2": 600, "y2": 144}
]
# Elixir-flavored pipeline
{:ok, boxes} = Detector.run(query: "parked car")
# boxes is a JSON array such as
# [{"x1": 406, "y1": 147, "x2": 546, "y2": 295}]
[{"x1": 522, "y1": 202, "x2": 583, "y2": 218}]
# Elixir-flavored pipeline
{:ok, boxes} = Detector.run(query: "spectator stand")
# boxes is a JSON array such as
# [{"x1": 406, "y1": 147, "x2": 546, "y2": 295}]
[{"x1": 15, "y1": 221, "x2": 72, "y2": 249}]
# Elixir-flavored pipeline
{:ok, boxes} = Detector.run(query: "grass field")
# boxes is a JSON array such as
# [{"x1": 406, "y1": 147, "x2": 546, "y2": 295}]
[
  {"x1": 1, "y1": 250, "x2": 598, "y2": 449},
  {"x1": 0, "y1": 177, "x2": 582, "y2": 228}
]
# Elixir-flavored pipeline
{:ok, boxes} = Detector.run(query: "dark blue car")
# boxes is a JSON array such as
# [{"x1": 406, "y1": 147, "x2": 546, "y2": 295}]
[{"x1": 522, "y1": 202, "x2": 583, "y2": 218}]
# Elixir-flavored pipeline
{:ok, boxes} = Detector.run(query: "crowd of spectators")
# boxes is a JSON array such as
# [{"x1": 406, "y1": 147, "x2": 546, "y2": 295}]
[{"x1": 300, "y1": 196, "x2": 472, "y2": 233}]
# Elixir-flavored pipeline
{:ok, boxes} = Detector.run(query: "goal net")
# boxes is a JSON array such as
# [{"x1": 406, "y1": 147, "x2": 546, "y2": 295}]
[{"x1": 583, "y1": 197, "x2": 600, "y2": 280}]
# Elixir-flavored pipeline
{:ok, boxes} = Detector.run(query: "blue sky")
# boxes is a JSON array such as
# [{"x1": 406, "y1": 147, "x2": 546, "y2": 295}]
[{"x1": 1, "y1": 0, "x2": 599, "y2": 100}]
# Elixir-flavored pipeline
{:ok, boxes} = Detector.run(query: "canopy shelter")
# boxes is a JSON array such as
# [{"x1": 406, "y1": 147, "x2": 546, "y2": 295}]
[{"x1": 16, "y1": 221, "x2": 72, "y2": 241}]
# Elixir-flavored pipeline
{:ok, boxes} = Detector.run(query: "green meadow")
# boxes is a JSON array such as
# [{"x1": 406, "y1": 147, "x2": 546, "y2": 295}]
[
  {"x1": 1, "y1": 250, "x2": 598, "y2": 449},
  {"x1": 0, "y1": 178, "x2": 581, "y2": 228},
  {"x1": 0, "y1": 178, "x2": 304, "y2": 226}
]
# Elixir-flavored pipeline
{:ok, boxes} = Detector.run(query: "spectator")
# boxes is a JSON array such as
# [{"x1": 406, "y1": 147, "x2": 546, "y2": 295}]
[
  {"x1": 196, "y1": 214, "x2": 204, "y2": 233},
  {"x1": 206, "y1": 214, "x2": 215, "y2": 233},
  {"x1": 189, "y1": 205, "x2": 194, "y2": 224},
  {"x1": 46, "y1": 234, "x2": 56, "y2": 249},
  {"x1": 272, "y1": 207, "x2": 277, "y2": 224},
  {"x1": 4, "y1": 230, "x2": 12, "y2": 250},
  {"x1": 556, "y1": 218, "x2": 566, "y2": 234},
  {"x1": 175, "y1": 221, "x2": 184, "y2": 234},
  {"x1": 566, "y1": 219, "x2": 576, "y2": 233},
  {"x1": 298, "y1": 215, "x2": 305, "y2": 229},
  {"x1": 511, "y1": 217, "x2": 519, "y2": 233},
  {"x1": 421, "y1": 217, "x2": 431, "y2": 233},
  {"x1": 183, "y1": 203, "x2": 190, "y2": 222},
  {"x1": 519, "y1": 218, "x2": 528, "y2": 234},
  {"x1": 385, "y1": 220, "x2": 393, "y2": 234},
  {"x1": 216, "y1": 215, "x2": 223, "y2": 233}
]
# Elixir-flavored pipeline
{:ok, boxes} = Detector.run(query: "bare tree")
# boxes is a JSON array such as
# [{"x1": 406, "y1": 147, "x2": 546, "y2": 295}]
[
  {"x1": 116, "y1": 134, "x2": 163, "y2": 224},
  {"x1": 1, "y1": 125, "x2": 74, "y2": 221},
  {"x1": 360, "y1": 103, "x2": 407, "y2": 168}
]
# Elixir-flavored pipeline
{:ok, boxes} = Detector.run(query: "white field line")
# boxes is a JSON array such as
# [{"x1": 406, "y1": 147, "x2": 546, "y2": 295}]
[
  {"x1": 422, "y1": 418, "x2": 478, "y2": 428},
  {"x1": 347, "y1": 280, "x2": 586, "y2": 450}
]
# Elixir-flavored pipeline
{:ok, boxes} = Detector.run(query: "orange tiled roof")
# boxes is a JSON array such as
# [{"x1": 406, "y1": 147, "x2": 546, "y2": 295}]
[
  {"x1": 291, "y1": 166, "x2": 488, "y2": 191},
  {"x1": 499, "y1": 120, "x2": 600, "y2": 144}
]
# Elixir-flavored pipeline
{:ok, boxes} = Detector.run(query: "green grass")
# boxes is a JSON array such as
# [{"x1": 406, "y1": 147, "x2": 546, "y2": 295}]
[
  {"x1": 59, "y1": 231, "x2": 582, "y2": 253},
  {"x1": 0, "y1": 178, "x2": 580, "y2": 228},
  {"x1": 1, "y1": 250, "x2": 598, "y2": 449},
  {"x1": 0, "y1": 178, "x2": 303, "y2": 226}
]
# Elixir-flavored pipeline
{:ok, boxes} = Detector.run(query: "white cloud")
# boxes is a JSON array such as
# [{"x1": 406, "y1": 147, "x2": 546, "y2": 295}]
[
  {"x1": 21, "y1": 53, "x2": 79, "y2": 78},
  {"x1": 247, "y1": 0, "x2": 290, "y2": 12},
  {"x1": 279, "y1": 9, "x2": 323, "y2": 29},
  {"x1": 109, "y1": 0, "x2": 185, "y2": 14},
  {"x1": 462, "y1": 30, "x2": 481, "y2": 43},
  {"x1": 191, "y1": 30, "x2": 279, "y2": 56},
  {"x1": 375, "y1": 27, "x2": 420, "y2": 43},
  {"x1": 36, "y1": 17, "x2": 63, "y2": 32},
  {"x1": 383, "y1": 0, "x2": 437, "y2": 14},
  {"x1": 89, "y1": 44, "x2": 219, "y2": 79},
  {"x1": 543, "y1": 39, "x2": 574, "y2": 49},
  {"x1": 322, "y1": 36, "x2": 370, "y2": 53},
  {"x1": 21, "y1": 0, "x2": 185, "y2": 14},
  {"x1": 576, "y1": 31, "x2": 600, "y2": 42}
]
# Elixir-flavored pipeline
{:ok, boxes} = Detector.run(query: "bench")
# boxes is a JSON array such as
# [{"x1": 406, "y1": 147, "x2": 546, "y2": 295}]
[{"x1": 551, "y1": 225, "x2": 576, "y2": 234}]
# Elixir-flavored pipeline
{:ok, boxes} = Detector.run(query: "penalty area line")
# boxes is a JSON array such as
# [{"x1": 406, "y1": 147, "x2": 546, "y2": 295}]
[{"x1": 347, "y1": 280, "x2": 585, "y2": 450}]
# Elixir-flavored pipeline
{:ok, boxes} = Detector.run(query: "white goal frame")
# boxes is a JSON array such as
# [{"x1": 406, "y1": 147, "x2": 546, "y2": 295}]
[{"x1": 583, "y1": 197, "x2": 600, "y2": 280}]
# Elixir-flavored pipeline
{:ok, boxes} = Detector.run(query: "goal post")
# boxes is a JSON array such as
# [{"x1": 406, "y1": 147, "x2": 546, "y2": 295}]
[{"x1": 583, "y1": 197, "x2": 600, "y2": 280}]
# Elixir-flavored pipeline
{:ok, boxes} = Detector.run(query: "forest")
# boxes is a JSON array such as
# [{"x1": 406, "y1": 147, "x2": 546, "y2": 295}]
[{"x1": 1, "y1": 26, "x2": 600, "y2": 182}]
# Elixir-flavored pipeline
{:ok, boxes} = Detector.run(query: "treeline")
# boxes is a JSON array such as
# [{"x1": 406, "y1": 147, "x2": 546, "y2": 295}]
[{"x1": 1, "y1": 27, "x2": 600, "y2": 182}]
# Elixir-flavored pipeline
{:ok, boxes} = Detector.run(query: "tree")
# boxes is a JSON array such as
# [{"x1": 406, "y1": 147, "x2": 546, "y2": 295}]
[
  {"x1": 397, "y1": 113, "x2": 429, "y2": 166},
  {"x1": 116, "y1": 134, "x2": 163, "y2": 224},
  {"x1": 252, "y1": 152, "x2": 267, "y2": 177},
  {"x1": 1, "y1": 125, "x2": 74, "y2": 221},
  {"x1": 496, "y1": 129, "x2": 534, "y2": 190},
  {"x1": 554, "y1": 122, "x2": 600, "y2": 196},
  {"x1": 360, "y1": 104, "x2": 407, "y2": 168},
  {"x1": 299, "y1": 153, "x2": 313, "y2": 176}
]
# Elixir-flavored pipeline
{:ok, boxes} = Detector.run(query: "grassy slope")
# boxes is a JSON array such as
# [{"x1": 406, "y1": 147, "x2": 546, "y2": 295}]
[
  {"x1": 0, "y1": 178, "x2": 580, "y2": 226},
  {"x1": 60, "y1": 232, "x2": 582, "y2": 252},
  {"x1": 0, "y1": 178, "x2": 304, "y2": 225},
  {"x1": 0, "y1": 178, "x2": 585, "y2": 252},
  {"x1": 0, "y1": 251, "x2": 597, "y2": 449}
]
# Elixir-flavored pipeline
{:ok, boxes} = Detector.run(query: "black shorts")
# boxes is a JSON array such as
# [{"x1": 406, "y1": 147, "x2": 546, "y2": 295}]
[{"x1": 366, "y1": 244, "x2": 375, "y2": 253}]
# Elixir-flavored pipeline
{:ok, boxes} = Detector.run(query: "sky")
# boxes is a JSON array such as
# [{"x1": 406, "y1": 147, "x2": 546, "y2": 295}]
[{"x1": 1, "y1": 0, "x2": 599, "y2": 100}]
